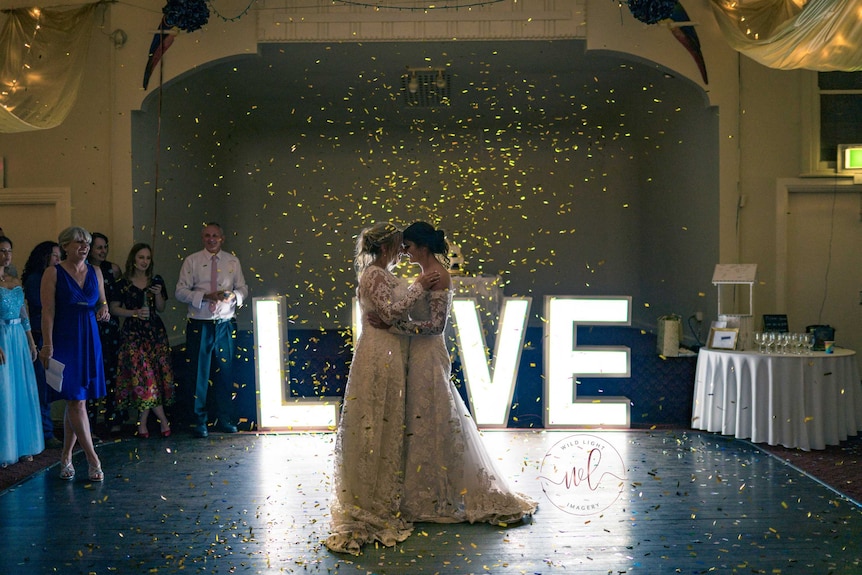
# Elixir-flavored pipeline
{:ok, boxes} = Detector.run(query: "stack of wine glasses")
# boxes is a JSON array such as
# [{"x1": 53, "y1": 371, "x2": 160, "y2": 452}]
[{"x1": 752, "y1": 332, "x2": 814, "y2": 354}]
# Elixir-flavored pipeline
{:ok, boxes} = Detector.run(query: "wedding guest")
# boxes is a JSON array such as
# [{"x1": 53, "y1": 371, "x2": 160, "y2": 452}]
[
  {"x1": 21, "y1": 241, "x2": 62, "y2": 449},
  {"x1": 0, "y1": 227, "x2": 18, "y2": 278},
  {"x1": 111, "y1": 243, "x2": 174, "y2": 438},
  {"x1": 175, "y1": 223, "x2": 248, "y2": 438},
  {"x1": 39, "y1": 226, "x2": 108, "y2": 482},
  {"x1": 0, "y1": 235, "x2": 44, "y2": 467},
  {"x1": 87, "y1": 232, "x2": 123, "y2": 435}
]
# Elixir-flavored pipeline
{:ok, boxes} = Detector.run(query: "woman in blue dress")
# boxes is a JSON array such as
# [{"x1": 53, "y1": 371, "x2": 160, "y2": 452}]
[
  {"x1": 0, "y1": 235, "x2": 44, "y2": 467},
  {"x1": 39, "y1": 227, "x2": 109, "y2": 482}
]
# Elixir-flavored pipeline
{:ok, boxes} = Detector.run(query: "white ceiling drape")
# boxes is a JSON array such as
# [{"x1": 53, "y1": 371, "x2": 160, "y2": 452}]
[
  {"x1": 0, "y1": 5, "x2": 97, "y2": 133},
  {"x1": 710, "y1": 0, "x2": 862, "y2": 71},
  {"x1": 1, "y1": 1, "x2": 860, "y2": 133}
]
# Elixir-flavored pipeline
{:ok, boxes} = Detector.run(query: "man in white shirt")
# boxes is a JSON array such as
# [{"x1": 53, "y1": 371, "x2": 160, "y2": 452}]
[{"x1": 175, "y1": 222, "x2": 248, "y2": 438}]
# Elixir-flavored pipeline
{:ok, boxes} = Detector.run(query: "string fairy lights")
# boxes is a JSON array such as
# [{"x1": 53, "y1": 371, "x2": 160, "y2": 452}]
[
  {"x1": 0, "y1": 4, "x2": 98, "y2": 131},
  {"x1": 208, "y1": 0, "x2": 257, "y2": 22},
  {"x1": 0, "y1": 8, "x2": 42, "y2": 112}
]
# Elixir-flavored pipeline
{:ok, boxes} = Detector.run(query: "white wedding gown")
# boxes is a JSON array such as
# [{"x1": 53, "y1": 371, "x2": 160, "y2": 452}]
[
  {"x1": 325, "y1": 266, "x2": 425, "y2": 555},
  {"x1": 394, "y1": 288, "x2": 538, "y2": 524}
]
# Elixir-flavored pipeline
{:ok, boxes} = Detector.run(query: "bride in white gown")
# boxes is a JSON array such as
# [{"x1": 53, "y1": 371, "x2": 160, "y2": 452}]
[
  {"x1": 325, "y1": 222, "x2": 438, "y2": 555},
  {"x1": 384, "y1": 222, "x2": 537, "y2": 525}
]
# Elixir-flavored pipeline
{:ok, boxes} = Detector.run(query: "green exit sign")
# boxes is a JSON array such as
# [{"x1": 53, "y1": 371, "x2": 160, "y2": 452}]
[
  {"x1": 846, "y1": 147, "x2": 862, "y2": 169},
  {"x1": 840, "y1": 145, "x2": 862, "y2": 170}
]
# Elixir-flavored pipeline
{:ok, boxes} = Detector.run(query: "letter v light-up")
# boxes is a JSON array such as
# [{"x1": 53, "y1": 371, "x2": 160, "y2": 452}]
[{"x1": 452, "y1": 297, "x2": 531, "y2": 428}]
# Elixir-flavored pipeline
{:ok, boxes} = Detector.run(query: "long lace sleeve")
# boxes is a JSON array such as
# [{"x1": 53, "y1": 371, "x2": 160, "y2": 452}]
[
  {"x1": 362, "y1": 267, "x2": 425, "y2": 324},
  {"x1": 389, "y1": 289, "x2": 452, "y2": 336}
]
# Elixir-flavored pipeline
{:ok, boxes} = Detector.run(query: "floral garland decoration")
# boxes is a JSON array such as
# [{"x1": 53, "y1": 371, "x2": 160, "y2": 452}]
[
  {"x1": 624, "y1": 0, "x2": 677, "y2": 25},
  {"x1": 163, "y1": 0, "x2": 210, "y2": 32}
]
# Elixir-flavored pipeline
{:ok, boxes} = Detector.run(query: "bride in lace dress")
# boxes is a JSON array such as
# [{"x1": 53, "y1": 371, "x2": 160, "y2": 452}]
[
  {"x1": 384, "y1": 222, "x2": 537, "y2": 525},
  {"x1": 325, "y1": 222, "x2": 438, "y2": 555}
]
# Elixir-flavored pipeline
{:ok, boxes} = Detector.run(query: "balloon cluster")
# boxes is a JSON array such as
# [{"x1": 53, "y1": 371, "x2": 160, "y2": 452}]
[
  {"x1": 624, "y1": 0, "x2": 677, "y2": 25},
  {"x1": 163, "y1": 0, "x2": 210, "y2": 32}
]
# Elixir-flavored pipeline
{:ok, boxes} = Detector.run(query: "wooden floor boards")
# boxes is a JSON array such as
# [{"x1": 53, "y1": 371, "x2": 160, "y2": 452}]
[{"x1": 1, "y1": 430, "x2": 860, "y2": 574}]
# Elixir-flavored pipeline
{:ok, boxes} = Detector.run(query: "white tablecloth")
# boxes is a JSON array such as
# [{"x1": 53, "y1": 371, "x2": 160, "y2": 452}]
[{"x1": 691, "y1": 348, "x2": 862, "y2": 450}]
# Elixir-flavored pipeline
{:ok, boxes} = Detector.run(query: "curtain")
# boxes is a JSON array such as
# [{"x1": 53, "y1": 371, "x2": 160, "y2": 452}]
[
  {"x1": 710, "y1": 0, "x2": 862, "y2": 71},
  {"x1": 0, "y1": 5, "x2": 98, "y2": 133}
]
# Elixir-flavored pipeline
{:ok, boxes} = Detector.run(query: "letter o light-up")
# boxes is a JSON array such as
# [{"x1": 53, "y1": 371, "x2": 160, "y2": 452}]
[
  {"x1": 544, "y1": 296, "x2": 632, "y2": 428},
  {"x1": 253, "y1": 296, "x2": 340, "y2": 430}
]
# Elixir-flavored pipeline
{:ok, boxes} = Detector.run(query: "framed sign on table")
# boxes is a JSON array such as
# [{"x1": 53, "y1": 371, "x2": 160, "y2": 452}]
[{"x1": 708, "y1": 327, "x2": 739, "y2": 350}]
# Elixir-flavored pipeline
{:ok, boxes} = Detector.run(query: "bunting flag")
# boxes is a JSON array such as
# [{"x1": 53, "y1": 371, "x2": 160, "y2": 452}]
[{"x1": 143, "y1": 17, "x2": 175, "y2": 90}]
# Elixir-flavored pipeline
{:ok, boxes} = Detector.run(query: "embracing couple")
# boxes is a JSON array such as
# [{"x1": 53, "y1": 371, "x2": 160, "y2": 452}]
[{"x1": 325, "y1": 221, "x2": 537, "y2": 556}]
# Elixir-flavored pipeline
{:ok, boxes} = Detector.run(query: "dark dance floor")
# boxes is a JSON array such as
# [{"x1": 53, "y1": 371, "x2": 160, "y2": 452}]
[{"x1": 1, "y1": 430, "x2": 861, "y2": 574}]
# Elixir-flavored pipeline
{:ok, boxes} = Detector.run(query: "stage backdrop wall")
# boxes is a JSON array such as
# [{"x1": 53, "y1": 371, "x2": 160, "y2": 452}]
[{"x1": 131, "y1": 40, "x2": 719, "y2": 342}]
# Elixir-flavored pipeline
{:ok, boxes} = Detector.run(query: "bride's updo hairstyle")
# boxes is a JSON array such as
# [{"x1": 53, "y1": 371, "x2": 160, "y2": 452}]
[
  {"x1": 403, "y1": 221, "x2": 450, "y2": 269},
  {"x1": 354, "y1": 221, "x2": 403, "y2": 276}
]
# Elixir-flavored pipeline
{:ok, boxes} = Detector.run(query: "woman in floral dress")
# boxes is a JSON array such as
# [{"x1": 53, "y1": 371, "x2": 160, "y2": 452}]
[{"x1": 111, "y1": 243, "x2": 174, "y2": 438}]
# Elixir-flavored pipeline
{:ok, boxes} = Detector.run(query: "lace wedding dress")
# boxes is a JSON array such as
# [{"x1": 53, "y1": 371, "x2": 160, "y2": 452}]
[
  {"x1": 325, "y1": 266, "x2": 425, "y2": 555},
  {"x1": 394, "y1": 288, "x2": 538, "y2": 524}
]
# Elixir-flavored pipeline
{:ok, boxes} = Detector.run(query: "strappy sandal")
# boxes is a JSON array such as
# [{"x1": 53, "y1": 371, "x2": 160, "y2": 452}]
[
  {"x1": 88, "y1": 463, "x2": 104, "y2": 483},
  {"x1": 59, "y1": 461, "x2": 75, "y2": 481}
]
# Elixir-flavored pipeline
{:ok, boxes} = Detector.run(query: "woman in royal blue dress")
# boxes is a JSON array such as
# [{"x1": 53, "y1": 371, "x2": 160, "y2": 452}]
[
  {"x1": 39, "y1": 227, "x2": 109, "y2": 482},
  {"x1": 111, "y1": 243, "x2": 174, "y2": 439},
  {"x1": 0, "y1": 235, "x2": 44, "y2": 467}
]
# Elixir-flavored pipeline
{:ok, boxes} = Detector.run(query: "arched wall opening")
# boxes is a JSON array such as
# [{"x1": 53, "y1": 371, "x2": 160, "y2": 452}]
[{"x1": 132, "y1": 40, "x2": 719, "y2": 339}]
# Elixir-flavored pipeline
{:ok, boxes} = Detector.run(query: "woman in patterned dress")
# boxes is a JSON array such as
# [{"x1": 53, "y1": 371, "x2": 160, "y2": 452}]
[{"x1": 111, "y1": 243, "x2": 174, "y2": 438}]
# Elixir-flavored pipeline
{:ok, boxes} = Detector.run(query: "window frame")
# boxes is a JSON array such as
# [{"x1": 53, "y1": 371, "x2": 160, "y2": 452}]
[{"x1": 805, "y1": 71, "x2": 862, "y2": 175}]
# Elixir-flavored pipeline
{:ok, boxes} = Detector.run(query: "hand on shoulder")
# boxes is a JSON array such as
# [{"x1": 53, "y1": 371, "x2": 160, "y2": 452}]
[{"x1": 434, "y1": 266, "x2": 452, "y2": 290}]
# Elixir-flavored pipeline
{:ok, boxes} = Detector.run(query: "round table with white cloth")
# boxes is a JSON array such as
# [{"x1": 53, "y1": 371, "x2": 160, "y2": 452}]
[{"x1": 691, "y1": 347, "x2": 862, "y2": 450}]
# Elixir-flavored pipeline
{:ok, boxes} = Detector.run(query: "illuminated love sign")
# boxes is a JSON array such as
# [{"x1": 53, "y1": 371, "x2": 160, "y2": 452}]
[{"x1": 253, "y1": 295, "x2": 631, "y2": 431}]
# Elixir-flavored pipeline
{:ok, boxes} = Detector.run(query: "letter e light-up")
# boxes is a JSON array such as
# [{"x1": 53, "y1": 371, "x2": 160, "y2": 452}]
[
  {"x1": 253, "y1": 296, "x2": 340, "y2": 430},
  {"x1": 544, "y1": 296, "x2": 631, "y2": 428}
]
